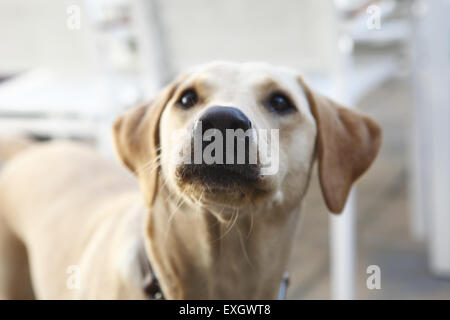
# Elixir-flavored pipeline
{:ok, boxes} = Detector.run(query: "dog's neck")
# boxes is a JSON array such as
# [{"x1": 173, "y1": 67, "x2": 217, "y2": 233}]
[{"x1": 143, "y1": 182, "x2": 301, "y2": 299}]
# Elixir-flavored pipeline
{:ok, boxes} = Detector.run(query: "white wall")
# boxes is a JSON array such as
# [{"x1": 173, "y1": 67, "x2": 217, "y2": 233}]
[
  {"x1": 0, "y1": 0, "x2": 96, "y2": 74},
  {"x1": 158, "y1": 0, "x2": 338, "y2": 75}
]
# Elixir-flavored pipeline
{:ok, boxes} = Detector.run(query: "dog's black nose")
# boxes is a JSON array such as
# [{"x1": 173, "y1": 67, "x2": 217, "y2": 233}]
[
  {"x1": 186, "y1": 106, "x2": 258, "y2": 186},
  {"x1": 198, "y1": 106, "x2": 251, "y2": 135}
]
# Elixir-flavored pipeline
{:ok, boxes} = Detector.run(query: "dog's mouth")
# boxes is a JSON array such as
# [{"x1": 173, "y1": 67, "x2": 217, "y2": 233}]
[
  {"x1": 177, "y1": 162, "x2": 259, "y2": 187},
  {"x1": 175, "y1": 163, "x2": 270, "y2": 206}
]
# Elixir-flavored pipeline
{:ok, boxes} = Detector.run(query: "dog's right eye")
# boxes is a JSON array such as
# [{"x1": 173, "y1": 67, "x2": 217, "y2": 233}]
[
  {"x1": 177, "y1": 89, "x2": 198, "y2": 109},
  {"x1": 267, "y1": 92, "x2": 296, "y2": 115}
]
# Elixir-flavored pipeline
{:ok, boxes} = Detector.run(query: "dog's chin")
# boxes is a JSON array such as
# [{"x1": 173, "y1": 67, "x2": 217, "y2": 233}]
[{"x1": 175, "y1": 164, "x2": 273, "y2": 208}]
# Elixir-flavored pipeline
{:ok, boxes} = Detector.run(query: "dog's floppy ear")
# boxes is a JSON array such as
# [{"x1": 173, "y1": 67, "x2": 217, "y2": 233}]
[
  {"x1": 298, "y1": 77, "x2": 382, "y2": 214},
  {"x1": 113, "y1": 103, "x2": 152, "y2": 173},
  {"x1": 113, "y1": 80, "x2": 180, "y2": 204}
]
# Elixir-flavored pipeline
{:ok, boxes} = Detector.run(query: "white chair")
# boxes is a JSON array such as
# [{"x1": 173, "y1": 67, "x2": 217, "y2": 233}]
[{"x1": 0, "y1": 0, "x2": 143, "y2": 156}]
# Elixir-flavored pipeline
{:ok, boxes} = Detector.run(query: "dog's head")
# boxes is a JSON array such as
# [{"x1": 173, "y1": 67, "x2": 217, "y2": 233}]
[{"x1": 113, "y1": 62, "x2": 381, "y2": 214}]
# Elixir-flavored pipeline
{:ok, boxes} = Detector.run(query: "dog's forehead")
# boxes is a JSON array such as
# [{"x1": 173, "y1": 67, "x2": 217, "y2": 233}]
[
  {"x1": 182, "y1": 62, "x2": 310, "y2": 114},
  {"x1": 188, "y1": 62, "x2": 295, "y2": 86}
]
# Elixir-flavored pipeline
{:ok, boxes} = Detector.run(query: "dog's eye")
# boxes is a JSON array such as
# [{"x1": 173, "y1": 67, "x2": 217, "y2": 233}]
[
  {"x1": 178, "y1": 89, "x2": 198, "y2": 109},
  {"x1": 267, "y1": 93, "x2": 296, "y2": 114}
]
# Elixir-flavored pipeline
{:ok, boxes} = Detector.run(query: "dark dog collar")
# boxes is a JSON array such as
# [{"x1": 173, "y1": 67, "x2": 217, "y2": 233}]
[{"x1": 143, "y1": 270, "x2": 164, "y2": 300}]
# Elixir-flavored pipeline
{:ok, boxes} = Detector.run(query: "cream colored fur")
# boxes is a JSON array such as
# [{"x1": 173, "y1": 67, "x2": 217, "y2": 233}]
[{"x1": 0, "y1": 62, "x2": 381, "y2": 299}]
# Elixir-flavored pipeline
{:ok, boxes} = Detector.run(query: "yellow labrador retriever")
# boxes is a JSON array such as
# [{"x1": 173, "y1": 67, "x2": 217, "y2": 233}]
[{"x1": 0, "y1": 62, "x2": 381, "y2": 299}]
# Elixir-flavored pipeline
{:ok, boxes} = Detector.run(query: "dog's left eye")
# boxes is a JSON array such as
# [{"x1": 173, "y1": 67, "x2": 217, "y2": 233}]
[
  {"x1": 178, "y1": 89, "x2": 198, "y2": 109},
  {"x1": 267, "y1": 93, "x2": 296, "y2": 114}
]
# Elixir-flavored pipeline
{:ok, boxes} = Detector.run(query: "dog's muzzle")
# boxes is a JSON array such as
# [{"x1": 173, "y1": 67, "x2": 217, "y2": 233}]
[{"x1": 176, "y1": 106, "x2": 260, "y2": 188}]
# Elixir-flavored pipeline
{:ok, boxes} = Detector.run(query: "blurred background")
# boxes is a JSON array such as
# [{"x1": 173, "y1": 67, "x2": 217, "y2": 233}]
[{"x1": 0, "y1": 0, "x2": 449, "y2": 299}]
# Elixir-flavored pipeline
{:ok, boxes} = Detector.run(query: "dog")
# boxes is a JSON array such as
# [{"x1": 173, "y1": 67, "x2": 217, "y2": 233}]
[{"x1": 0, "y1": 62, "x2": 381, "y2": 299}]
